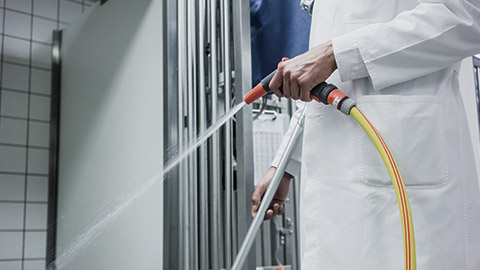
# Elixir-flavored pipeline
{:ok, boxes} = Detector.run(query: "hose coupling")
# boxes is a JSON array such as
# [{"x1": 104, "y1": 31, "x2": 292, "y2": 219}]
[{"x1": 309, "y1": 83, "x2": 356, "y2": 115}]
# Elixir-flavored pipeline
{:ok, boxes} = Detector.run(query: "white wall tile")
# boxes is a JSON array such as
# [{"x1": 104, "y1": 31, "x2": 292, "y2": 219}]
[
  {"x1": 27, "y1": 148, "x2": 49, "y2": 174},
  {"x1": 0, "y1": 90, "x2": 29, "y2": 118},
  {"x1": 2, "y1": 63, "x2": 29, "y2": 91},
  {"x1": 3, "y1": 36, "x2": 30, "y2": 65},
  {"x1": 0, "y1": 174, "x2": 25, "y2": 201},
  {"x1": 26, "y1": 176, "x2": 48, "y2": 202},
  {"x1": 32, "y1": 17, "x2": 57, "y2": 43},
  {"x1": 31, "y1": 68, "x2": 51, "y2": 95},
  {"x1": 0, "y1": 232, "x2": 23, "y2": 259},
  {"x1": 0, "y1": 0, "x2": 97, "y2": 264},
  {"x1": 33, "y1": 0, "x2": 58, "y2": 20},
  {"x1": 0, "y1": 261, "x2": 22, "y2": 270},
  {"x1": 28, "y1": 121, "x2": 50, "y2": 147},
  {"x1": 25, "y1": 203, "x2": 47, "y2": 229},
  {"x1": 0, "y1": 117, "x2": 28, "y2": 145},
  {"x1": 24, "y1": 260, "x2": 45, "y2": 270},
  {"x1": 24, "y1": 231, "x2": 46, "y2": 258},
  {"x1": 5, "y1": 0, "x2": 32, "y2": 13},
  {"x1": 0, "y1": 203, "x2": 24, "y2": 229},
  {"x1": 4, "y1": 10, "x2": 31, "y2": 39},
  {"x1": 29, "y1": 95, "x2": 50, "y2": 121},
  {"x1": 0, "y1": 145, "x2": 26, "y2": 173},
  {"x1": 59, "y1": 0, "x2": 82, "y2": 23},
  {"x1": 31, "y1": 43, "x2": 51, "y2": 68}
]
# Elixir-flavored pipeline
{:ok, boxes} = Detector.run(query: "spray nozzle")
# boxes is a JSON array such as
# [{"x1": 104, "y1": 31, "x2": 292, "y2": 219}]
[{"x1": 243, "y1": 70, "x2": 276, "y2": 104}]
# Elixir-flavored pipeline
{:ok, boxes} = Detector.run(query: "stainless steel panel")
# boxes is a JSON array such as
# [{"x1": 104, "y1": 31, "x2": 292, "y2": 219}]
[
  {"x1": 231, "y1": 0, "x2": 255, "y2": 269},
  {"x1": 163, "y1": 0, "x2": 180, "y2": 268},
  {"x1": 197, "y1": 0, "x2": 209, "y2": 269},
  {"x1": 209, "y1": 0, "x2": 222, "y2": 268},
  {"x1": 221, "y1": 0, "x2": 233, "y2": 268}
]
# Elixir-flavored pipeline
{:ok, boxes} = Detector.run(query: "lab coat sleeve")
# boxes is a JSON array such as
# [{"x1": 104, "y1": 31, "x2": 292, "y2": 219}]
[
  {"x1": 270, "y1": 101, "x2": 305, "y2": 179},
  {"x1": 332, "y1": 0, "x2": 480, "y2": 91}
]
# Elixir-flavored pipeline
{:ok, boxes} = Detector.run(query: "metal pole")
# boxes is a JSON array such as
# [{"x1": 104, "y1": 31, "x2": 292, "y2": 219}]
[
  {"x1": 293, "y1": 175, "x2": 302, "y2": 270},
  {"x1": 47, "y1": 30, "x2": 62, "y2": 270},
  {"x1": 209, "y1": 0, "x2": 221, "y2": 268},
  {"x1": 221, "y1": 0, "x2": 233, "y2": 268},
  {"x1": 187, "y1": 0, "x2": 199, "y2": 268},
  {"x1": 197, "y1": 0, "x2": 209, "y2": 269},
  {"x1": 231, "y1": 108, "x2": 307, "y2": 270},
  {"x1": 178, "y1": 0, "x2": 189, "y2": 268}
]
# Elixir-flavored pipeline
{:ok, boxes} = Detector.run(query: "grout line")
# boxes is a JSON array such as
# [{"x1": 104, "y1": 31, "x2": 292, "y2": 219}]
[
  {"x1": 0, "y1": 0, "x2": 7, "y2": 184},
  {"x1": 0, "y1": 258, "x2": 46, "y2": 262},
  {"x1": 65, "y1": 0, "x2": 95, "y2": 7},
  {"x1": 2, "y1": 60, "x2": 52, "y2": 72},
  {"x1": 0, "y1": 200, "x2": 48, "y2": 204},
  {"x1": 0, "y1": 143, "x2": 50, "y2": 150},
  {"x1": 68, "y1": 0, "x2": 87, "y2": 5},
  {"x1": 0, "y1": 171, "x2": 48, "y2": 177},
  {"x1": 0, "y1": 115, "x2": 50, "y2": 124},
  {"x1": 2, "y1": 32, "x2": 54, "y2": 46},
  {"x1": 20, "y1": 1, "x2": 35, "y2": 268},
  {"x1": 0, "y1": 115, "x2": 50, "y2": 123},
  {"x1": 1, "y1": 87, "x2": 51, "y2": 98},
  {"x1": 56, "y1": 0, "x2": 60, "y2": 33},
  {"x1": 0, "y1": 6, "x2": 70, "y2": 25},
  {"x1": 0, "y1": 229, "x2": 47, "y2": 232}
]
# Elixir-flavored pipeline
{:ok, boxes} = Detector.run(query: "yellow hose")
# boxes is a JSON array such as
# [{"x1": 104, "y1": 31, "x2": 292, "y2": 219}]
[{"x1": 350, "y1": 106, "x2": 417, "y2": 270}]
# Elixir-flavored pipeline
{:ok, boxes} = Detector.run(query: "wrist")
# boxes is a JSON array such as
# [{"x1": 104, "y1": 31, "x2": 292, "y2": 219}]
[
  {"x1": 284, "y1": 172, "x2": 294, "y2": 180},
  {"x1": 326, "y1": 40, "x2": 337, "y2": 72}
]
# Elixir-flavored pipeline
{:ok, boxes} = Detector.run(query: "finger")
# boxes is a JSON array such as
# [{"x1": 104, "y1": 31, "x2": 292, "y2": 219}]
[
  {"x1": 278, "y1": 205, "x2": 285, "y2": 215},
  {"x1": 291, "y1": 76, "x2": 300, "y2": 100},
  {"x1": 299, "y1": 77, "x2": 313, "y2": 102},
  {"x1": 280, "y1": 57, "x2": 290, "y2": 98},
  {"x1": 251, "y1": 199, "x2": 259, "y2": 218},
  {"x1": 300, "y1": 74, "x2": 317, "y2": 97},
  {"x1": 278, "y1": 86, "x2": 284, "y2": 98},
  {"x1": 300, "y1": 85, "x2": 313, "y2": 102},
  {"x1": 283, "y1": 70, "x2": 291, "y2": 98},
  {"x1": 269, "y1": 63, "x2": 284, "y2": 97},
  {"x1": 272, "y1": 203, "x2": 280, "y2": 216},
  {"x1": 265, "y1": 209, "x2": 274, "y2": 220}
]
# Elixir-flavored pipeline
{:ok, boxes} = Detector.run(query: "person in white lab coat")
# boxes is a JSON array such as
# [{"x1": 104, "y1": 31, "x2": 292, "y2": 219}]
[{"x1": 251, "y1": 0, "x2": 480, "y2": 269}]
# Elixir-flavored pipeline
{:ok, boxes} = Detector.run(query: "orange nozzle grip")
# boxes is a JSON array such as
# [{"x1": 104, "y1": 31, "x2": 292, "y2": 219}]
[
  {"x1": 310, "y1": 94, "x2": 320, "y2": 103},
  {"x1": 243, "y1": 83, "x2": 268, "y2": 104}
]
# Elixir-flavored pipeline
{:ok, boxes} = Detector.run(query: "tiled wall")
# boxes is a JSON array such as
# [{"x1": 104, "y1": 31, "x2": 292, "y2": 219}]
[{"x1": 0, "y1": 0, "x2": 96, "y2": 269}]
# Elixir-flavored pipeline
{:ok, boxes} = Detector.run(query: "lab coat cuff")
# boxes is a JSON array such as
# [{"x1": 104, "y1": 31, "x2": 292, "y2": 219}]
[
  {"x1": 271, "y1": 155, "x2": 301, "y2": 180},
  {"x1": 332, "y1": 33, "x2": 369, "y2": 82}
]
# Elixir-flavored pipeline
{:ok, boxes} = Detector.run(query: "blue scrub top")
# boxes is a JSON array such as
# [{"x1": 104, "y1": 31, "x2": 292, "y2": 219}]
[{"x1": 250, "y1": 0, "x2": 312, "y2": 85}]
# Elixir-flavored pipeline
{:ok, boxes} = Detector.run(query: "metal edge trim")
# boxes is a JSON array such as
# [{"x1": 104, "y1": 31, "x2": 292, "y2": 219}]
[{"x1": 46, "y1": 29, "x2": 62, "y2": 270}]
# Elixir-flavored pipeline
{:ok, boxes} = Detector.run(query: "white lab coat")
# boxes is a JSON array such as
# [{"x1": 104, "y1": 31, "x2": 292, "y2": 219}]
[{"x1": 271, "y1": 0, "x2": 480, "y2": 269}]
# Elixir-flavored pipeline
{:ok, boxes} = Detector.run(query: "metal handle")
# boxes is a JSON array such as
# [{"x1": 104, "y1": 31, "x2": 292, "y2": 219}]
[{"x1": 231, "y1": 107, "x2": 307, "y2": 270}]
